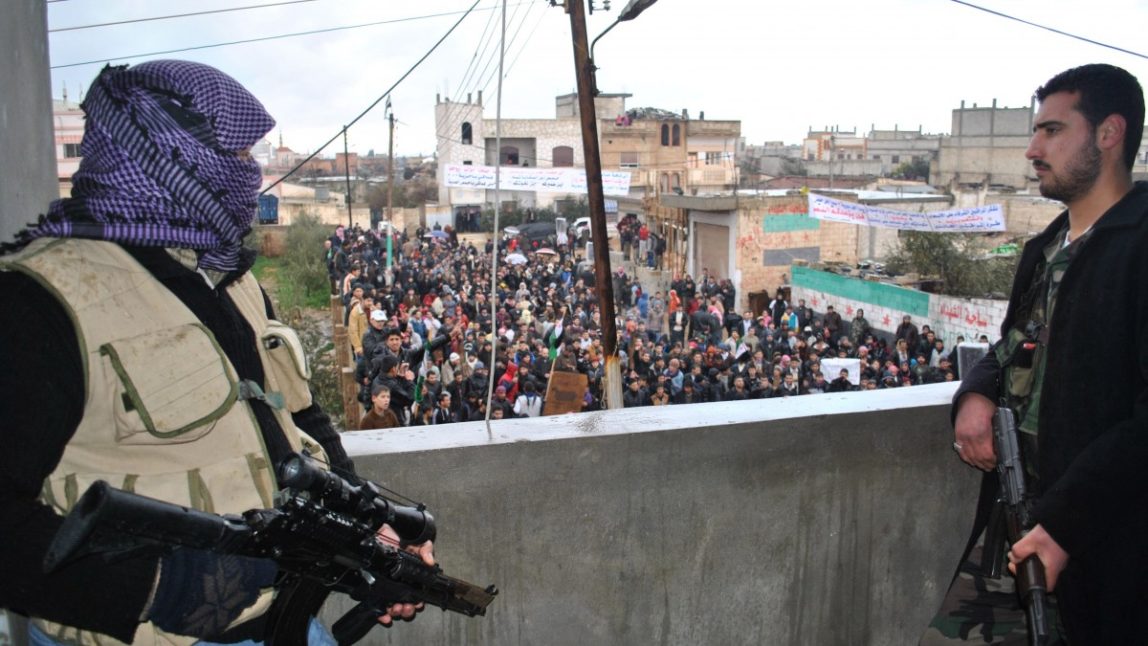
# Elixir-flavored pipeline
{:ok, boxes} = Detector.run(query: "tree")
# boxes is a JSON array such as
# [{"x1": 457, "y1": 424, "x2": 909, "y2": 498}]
[
  {"x1": 893, "y1": 158, "x2": 930, "y2": 181},
  {"x1": 884, "y1": 231, "x2": 1018, "y2": 298},
  {"x1": 779, "y1": 157, "x2": 807, "y2": 177}
]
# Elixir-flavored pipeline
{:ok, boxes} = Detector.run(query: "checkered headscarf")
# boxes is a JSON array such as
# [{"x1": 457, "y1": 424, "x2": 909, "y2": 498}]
[{"x1": 24, "y1": 60, "x2": 275, "y2": 272}]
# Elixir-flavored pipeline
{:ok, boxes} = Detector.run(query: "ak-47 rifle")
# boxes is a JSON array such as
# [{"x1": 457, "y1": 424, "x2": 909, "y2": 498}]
[
  {"x1": 992, "y1": 406, "x2": 1051, "y2": 646},
  {"x1": 43, "y1": 453, "x2": 497, "y2": 646}
]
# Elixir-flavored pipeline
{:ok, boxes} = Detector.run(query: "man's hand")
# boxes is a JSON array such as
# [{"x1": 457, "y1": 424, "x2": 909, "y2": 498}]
[
  {"x1": 375, "y1": 525, "x2": 436, "y2": 626},
  {"x1": 1008, "y1": 524, "x2": 1069, "y2": 591},
  {"x1": 953, "y1": 392, "x2": 997, "y2": 471}
]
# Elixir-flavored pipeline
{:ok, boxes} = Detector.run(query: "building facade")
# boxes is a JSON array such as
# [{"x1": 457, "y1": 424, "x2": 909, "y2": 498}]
[
  {"x1": 434, "y1": 93, "x2": 740, "y2": 223},
  {"x1": 931, "y1": 98, "x2": 1034, "y2": 190}
]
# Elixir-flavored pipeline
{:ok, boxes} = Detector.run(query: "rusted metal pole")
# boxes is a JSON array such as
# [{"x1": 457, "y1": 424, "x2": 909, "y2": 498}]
[{"x1": 566, "y1": 0, "x2": 622, "y2": 409}]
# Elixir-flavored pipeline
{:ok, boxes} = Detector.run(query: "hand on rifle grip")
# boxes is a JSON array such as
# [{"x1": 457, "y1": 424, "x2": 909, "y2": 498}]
[
  {"x1": 375, "y1": 524, "x2": 435, "y2": 625},
  {"x1": 1008, "y1": 523, "x2": 1069, "y2": 592}
]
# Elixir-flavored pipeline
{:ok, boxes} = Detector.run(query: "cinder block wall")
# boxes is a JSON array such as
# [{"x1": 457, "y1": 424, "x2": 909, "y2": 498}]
[{"x1": 335, "y1": 383, "x2": 979, "y2": 645}]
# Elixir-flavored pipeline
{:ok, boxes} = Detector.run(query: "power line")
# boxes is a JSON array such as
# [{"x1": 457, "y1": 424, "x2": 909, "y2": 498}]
[
  {"x1": 434, "y1": 1, "x2": 533, "y2": 143},
  {"x1": 434, "y1": 1, "x2": 539, "y2": 149},
  {"x1": 49, "y1": 0, "x2": 319, "y2": 33},
  {"x1": 502, "y1": 3, "x2": 548, "y2": 79},
  {"x1": 432, "y1": 1, "x2": 503, "y2": 148},
  {"x1": 52, "y1": 5, "x2": 496, "y2": 70},
  {"x1": 262, "y1": 0, "x2": 482, "y2": 194},
  {"x1": 950, "y1": 0, "x2": 1148, "y2": 60}
]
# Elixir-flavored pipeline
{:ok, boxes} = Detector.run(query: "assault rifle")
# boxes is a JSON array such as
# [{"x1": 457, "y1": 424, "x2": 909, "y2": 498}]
[
  {"x1": 992, "y1": 406, "x2": 1051, "y2": 646},
  {"x1": 43, "y1": 453, "x2": 497, "y2": 646}
]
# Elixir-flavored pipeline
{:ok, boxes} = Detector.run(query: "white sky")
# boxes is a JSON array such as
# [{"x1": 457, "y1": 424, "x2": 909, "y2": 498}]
[{"x1": 47, "y1": 0, "x2": 1148, "y2": 158}]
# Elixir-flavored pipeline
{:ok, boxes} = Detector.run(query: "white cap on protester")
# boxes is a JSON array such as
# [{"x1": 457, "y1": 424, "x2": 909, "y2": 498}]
[{"x1": 370, "y1": 310, "x2": 387, "y2": 322}]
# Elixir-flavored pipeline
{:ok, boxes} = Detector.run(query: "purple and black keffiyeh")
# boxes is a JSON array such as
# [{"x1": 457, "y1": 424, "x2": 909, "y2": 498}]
[{"x1": 22, "y1": 60, "x2": 275, "y2": 272}]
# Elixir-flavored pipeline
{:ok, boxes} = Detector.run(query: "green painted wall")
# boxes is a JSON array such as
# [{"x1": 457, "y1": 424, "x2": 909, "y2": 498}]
[
  {"x1": 763, "y1": 214, "x2": 821, "y2": 233},
  {"x1": 792, "y1": 265, "x2": 929, "y2": 317}
]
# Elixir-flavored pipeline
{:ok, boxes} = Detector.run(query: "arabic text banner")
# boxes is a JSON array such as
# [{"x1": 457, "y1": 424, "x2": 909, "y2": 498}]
[
  {"x1": 443, "y1": 164, "x2": 632, "y2": 197},
  {"x1": 808, "y1": 194, "x2": 1006, "y2": 232}
]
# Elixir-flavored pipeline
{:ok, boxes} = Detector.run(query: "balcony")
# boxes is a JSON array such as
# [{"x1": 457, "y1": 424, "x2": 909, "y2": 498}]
[{"x1": 334, "y1": 383, "x2": 977, "y2": 644}]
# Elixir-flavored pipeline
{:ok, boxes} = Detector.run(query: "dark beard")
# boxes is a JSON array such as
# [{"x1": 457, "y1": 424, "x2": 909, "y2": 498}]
[{"x1": 1038, "y1": 134, "x2": 1101, "y2": 203}]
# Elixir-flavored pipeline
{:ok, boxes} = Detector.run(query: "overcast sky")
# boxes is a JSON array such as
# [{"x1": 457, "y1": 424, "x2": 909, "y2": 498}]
[{"x1": 47, "y1": 0, "x2": 1148, "y2": 158}]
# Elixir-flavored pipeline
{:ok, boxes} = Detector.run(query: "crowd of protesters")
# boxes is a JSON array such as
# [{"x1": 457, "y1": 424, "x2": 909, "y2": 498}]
[{"x1": 322, "y1": 218, "x2": 977, "y2": 430}]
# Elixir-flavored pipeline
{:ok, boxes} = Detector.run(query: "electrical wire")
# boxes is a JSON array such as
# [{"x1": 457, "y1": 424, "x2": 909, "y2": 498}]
[
  {"x1": 52, "y1": 5, "x2": 495, "y2": 69},
  {"x1": 433, "y1": 1, "x2": 535, "y2": 152},
  {"x1": 261, "y1": 0, "x2": 482, "y2": 194},
  {"x1": 501, "y1": 2, "x2": 548, "y2": 79},
  {"x1": 49, "y1": 0, "x2": 319, "y2": 33},
  {"x1": 949, "y1": 0, "x2": 1148, "y2": 60},
  {"x1": 431, "y1": 1, "x2": 504, "y2": 152}
]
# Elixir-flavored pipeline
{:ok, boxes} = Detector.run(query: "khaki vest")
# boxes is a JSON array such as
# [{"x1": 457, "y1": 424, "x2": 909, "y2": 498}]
[{"x1": 4, "y1": 239, "x2": 322, "y2": 645}]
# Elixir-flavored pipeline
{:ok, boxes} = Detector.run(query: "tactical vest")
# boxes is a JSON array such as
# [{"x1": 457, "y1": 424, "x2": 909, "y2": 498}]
[{"x1": 4, "y1": 239, "x2": 322, "y2": 646}]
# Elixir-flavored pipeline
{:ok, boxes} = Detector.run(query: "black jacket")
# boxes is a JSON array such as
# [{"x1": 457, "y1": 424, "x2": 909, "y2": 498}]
[{"x1": 955, "y1": 182, "x2": 1148, "y2": 641}]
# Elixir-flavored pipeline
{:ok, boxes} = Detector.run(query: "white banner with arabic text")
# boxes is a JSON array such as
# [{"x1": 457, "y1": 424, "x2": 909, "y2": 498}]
[
  {"x1": 808, "y1": 194, "x2": 1005, "y2": 232},
  {"x1": 443, "y1": 163, "x2": 632, "y2": 197}
]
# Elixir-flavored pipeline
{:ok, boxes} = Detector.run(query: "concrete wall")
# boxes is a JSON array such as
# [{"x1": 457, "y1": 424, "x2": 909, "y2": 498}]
[
  {"x1": 2, "y1": 3, "x2": 51, "y2": 638},
  {"x1": 790, "y1": 265, "x2": 1009, "y2": 346},
  {"x1": 0, "y1": 0, "x2": 56, "y2": 245},
  {"x1": 332, "y1": 383, "x2": 980, "y2": 646}
]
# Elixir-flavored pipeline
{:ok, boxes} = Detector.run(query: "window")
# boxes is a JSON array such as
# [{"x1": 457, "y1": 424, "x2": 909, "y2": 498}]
[
  {"x1": 660, "y1": 173, "x2": 670, "y2": 193},
  {"x1": 552, "y1": 146, "x2": 574, "y2": 167},
  {"x1": 63, "y1": 143, "x2": 81, "y2": 158},
  {"x1": 892, "y1": 155, "x2": 900, "y2": 163},
  {"x1": 671, "y1": 173, "x2": 681, "y2": 190},
  {"x1": 500, "y1": 146, "x2": 519, "y2": 166},
  {"x1": 661, "y1": 124, "x2": 670, "y2": 146},
  {"x1": 671, "y1": 124, "x2": 681, "y2": 146},
  {"x1": 461, "y1": 122, "x2": 472, "y2": 145},
  {"x1": 463, "y1": 160, "x2": 473, "y2": 165},
  {"x1": 620, "y1": 152, "x2": 639, "y2": 168},
  {"x1": 705, "y1": 152, "x2": 725, "y2": 165}
]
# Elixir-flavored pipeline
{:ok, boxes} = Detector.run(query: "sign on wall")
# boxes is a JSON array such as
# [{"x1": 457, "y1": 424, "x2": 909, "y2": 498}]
[
  {"x1": 808, "y1": 194, "x2": 1005, "y2": 232},
  {"x1": 443, "y1": 164, "x2": 632, "y2": 196}
]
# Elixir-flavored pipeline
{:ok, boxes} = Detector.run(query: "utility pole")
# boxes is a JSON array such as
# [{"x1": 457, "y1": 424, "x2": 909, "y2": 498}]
[
  {"x1": 342, "y1": 127, "x2": 353, "y2": 228},
  {"x1": 385, "y1": 106, "x2": 395, "y2": 276},
  {"x1": 566, "y1": 0, "x2": 622, "y2": 409}
]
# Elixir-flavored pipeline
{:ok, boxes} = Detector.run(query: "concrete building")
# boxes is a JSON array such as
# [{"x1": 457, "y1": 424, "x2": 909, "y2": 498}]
[
  {"x1": 434, "y1": 93, "x2": 740, "y2": 223},
  {"x1": 864, "y1": 125, "x2": 942, "y2": 176},
  {"x1": 52, "y1": 96, "x2": 84, "y2": 186},
  {"x1": 743, "y1": 140, "x2": 804, "y2": 178},
  {"x1": 803, "y1": 126, "x2": 882, "y2": 179},
  {"x1": 649, "y1": 190, "x2": 955, "y2": 312},
  {"x1": 683, "y1": 114, "x2": 741, "y2": 195},
  {"x1": 931, "y1": 98, "x2": 1035, "y2": 190}
]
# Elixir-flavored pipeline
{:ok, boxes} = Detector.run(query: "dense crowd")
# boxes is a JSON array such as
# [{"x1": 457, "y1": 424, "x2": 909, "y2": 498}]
[{"x1": 323, "y1": 220, "x2": 972, "y2": 429}]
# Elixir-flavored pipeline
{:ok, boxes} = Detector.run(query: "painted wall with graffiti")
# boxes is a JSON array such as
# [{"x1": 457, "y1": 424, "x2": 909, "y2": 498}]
[
  {"x1": 791, "y1": 265, "x2": 1006, "y2": 348},
  {"x1": 736, "y1": 197, "x2": 860, "y2": 299}
]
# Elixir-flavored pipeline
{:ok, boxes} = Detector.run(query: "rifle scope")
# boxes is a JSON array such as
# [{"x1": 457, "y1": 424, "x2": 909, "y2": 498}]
[{"x1": 278, "y1": 453, "x2": 436, "y2": 545}]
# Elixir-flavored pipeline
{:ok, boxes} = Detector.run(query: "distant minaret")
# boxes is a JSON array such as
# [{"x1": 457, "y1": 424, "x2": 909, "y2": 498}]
[
  {"x1": 62, "y1": 83, "x2": 67, "y2": 103},
  {"x1": 278, "y1": 129, "x2": 284, "y2": 148}
]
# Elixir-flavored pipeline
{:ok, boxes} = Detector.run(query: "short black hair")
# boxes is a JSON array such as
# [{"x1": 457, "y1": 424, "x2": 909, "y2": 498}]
[{"x1": 1037, "y1": 64, "x2": 1144, "y2": 171}]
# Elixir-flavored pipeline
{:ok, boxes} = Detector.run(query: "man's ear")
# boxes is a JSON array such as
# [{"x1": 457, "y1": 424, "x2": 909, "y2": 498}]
[{"x1": 1098, "y1": 113, "x2": 1128, "y2": 154}]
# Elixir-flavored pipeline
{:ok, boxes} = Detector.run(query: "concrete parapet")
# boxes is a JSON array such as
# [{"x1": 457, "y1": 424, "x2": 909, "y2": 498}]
[{"x1": 337, "y1": 382, "x2": 978, "y2": 645}]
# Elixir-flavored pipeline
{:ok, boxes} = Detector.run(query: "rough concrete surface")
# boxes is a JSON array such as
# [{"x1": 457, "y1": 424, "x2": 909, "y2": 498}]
[{"x1": 335, "y1": 383, "x2": 979, "y2": 645}]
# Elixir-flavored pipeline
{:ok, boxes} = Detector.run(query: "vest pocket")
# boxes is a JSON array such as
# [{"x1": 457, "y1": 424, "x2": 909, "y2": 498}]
[
  {"x1": 259, "y1": 320, "x2": 314, "y2": 412},
  {"x1": 101, "y1": 323, "x2": 238, "y2": 442}
]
